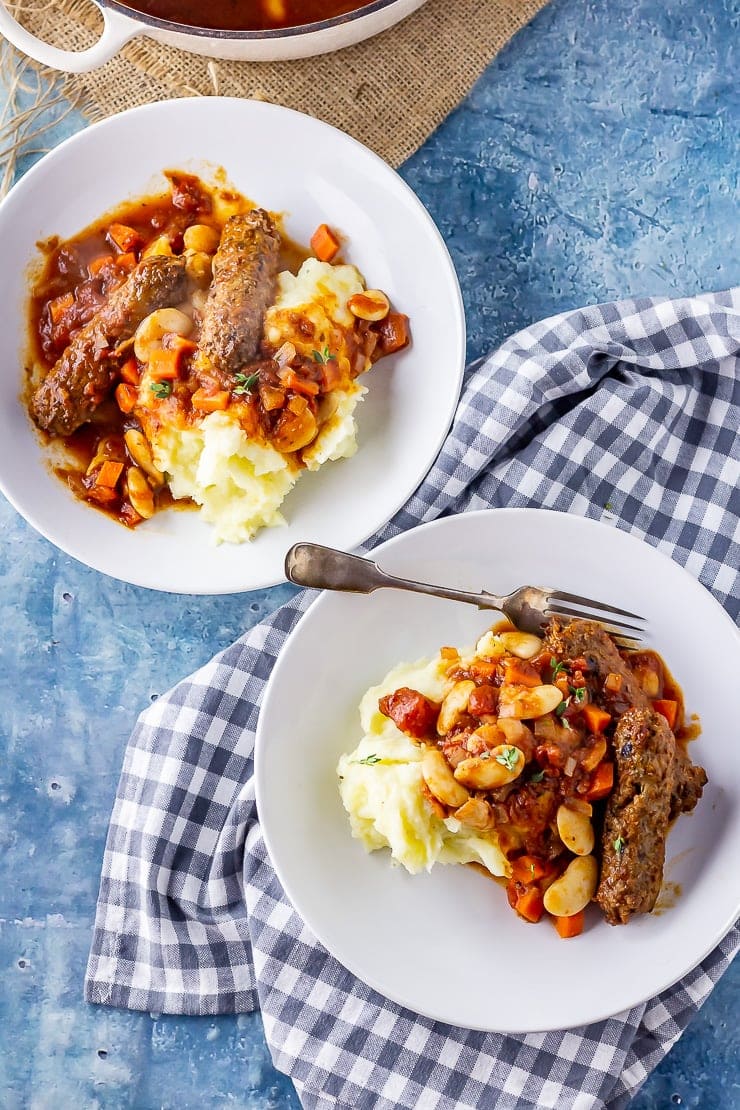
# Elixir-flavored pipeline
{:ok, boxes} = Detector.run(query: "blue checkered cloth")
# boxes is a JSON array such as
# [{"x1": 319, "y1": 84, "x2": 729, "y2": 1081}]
[{"x1": 86, "y1": 290, "x2": 740, "y2": 1109}]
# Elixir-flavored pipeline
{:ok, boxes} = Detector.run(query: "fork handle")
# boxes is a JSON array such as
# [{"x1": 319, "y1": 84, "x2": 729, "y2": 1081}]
[{"x1": 284, "y1": 543, "x2": 505, "y2": 612}]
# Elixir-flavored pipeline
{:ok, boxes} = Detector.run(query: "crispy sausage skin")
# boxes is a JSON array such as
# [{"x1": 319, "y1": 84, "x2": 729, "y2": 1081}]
[
  {"x1": 31, "y1": 255, "x2": 188, "y2": 436},
  {"x1": 198, "y1": 208, "x2": 281, "y2": 379}
]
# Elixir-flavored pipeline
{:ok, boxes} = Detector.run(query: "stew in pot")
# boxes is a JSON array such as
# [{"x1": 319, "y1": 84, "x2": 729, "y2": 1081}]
[{"x1": 118, "y1": 0, "x2": 373, "y2": 32}]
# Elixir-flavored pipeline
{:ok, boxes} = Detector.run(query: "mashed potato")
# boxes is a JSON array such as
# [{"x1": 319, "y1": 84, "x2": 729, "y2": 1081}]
[
  {"x1": 337, "y1": 655, "x2": 509, "y2": 878},
  {"x1": 150, "y1": 259, "x2": 369, "y2": 544}
]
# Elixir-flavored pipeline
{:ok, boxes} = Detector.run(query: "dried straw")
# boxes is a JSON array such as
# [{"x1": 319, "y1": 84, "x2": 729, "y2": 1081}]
[{"x1": 0, "y1": 39, "x2": 84, "y2": 197}]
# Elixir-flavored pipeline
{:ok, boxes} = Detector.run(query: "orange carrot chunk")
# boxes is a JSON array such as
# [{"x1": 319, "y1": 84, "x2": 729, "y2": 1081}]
[
  {"x1": 582, "y1": 704, "x2": 612, "y2": 734},
  {"x1": 148, "y1": 347, "x2": 182, "y2": 382},
  {"x1": 283, "y1": 370, "x2": 320, "y2": 397},
  {"x1": 49, "y1": 291, "x2": 74, "y2": 324},
  {"x1": 653, "y1": 699, "x2": 678, "y2": 730},
  {"x1": 554, "y1": 910, "x2": 585, "y2": 938},
  {"x1": 515, "y1": 888, "x2": 545, "y2": 924},
  {"x1": 504, "y1": 659, "x2": 541, "y2": 688},
  {"x1": 120, "y1": 358, "x2": 141, "y2": 386},
  {"x1": 510, "y1": 856, "x2": 551, "y2": 885},
  {"x1": 115, "y1": 251, "x2": 138, "y2": 272},
  {"x1": 585, "y1": 761, "x2": 614, "y2": 801},
  {"x1": 310, "y1": 223, "x2": 340, "y2": 262},
  {"x1": 94, "y1": 460, "x2": 124, "y2": 489},
  {"x1": 88, "y1": 254, "x2": 115, "y2": 276},
  {"x1": 108, "y1": 222, "x2": 142, "y2": 253},
  {"x1": 115, "y1": 383, "x2": 138, "y2": 414},
  {"x1": 192, "y1": 388, "x2": 229, "y2": 412}
]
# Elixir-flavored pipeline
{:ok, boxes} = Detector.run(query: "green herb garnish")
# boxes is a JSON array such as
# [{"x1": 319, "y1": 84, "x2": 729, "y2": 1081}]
[
  {"x1": 233, "y1": 371, "x2": 261, "y2": 395},
  {"x1": 356, "y1": 754, "x2": 381, "y2": 766},
  {"x1": 571, "y1": 686, "x2": 587, "y2": 704},
  {"x1": 495, "y1": 746, "x2": 520, "y2": 771},
  {"x1": 311, "y1": 345, "x2": 335, "y2": 365},
  {"x1": 150, "y1": 381, "x2": 172, "y2": 399},
  {"x1": 551, "y1": 659, "x2": 567, "y2": 679},
  {"x1": 529, "y1": 769, "x2": 545, "y2": 783},
  {"x1": 605, "y1": 501, "x2": 614, "y2": 511},
  {"x1": 614, "y1": 836, "x2": 626, "y2": 856},
  {"x1": 555, "y1": 697, "x2": 571, "y2": 717}
]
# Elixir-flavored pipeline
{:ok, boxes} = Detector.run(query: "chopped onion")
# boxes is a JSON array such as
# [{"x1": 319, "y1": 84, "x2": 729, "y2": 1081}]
[
  {"x1": 564, "y1": 755, "x2": 577, "y2": 777},
  {"x1": 274, "y1": 341, "x2": 296, "y2": 368}
]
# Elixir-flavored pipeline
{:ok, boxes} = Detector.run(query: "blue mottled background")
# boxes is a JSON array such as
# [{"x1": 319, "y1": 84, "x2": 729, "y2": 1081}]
[{"x1": 1, "y1": 0, "x2": 738, "y2": 1106}]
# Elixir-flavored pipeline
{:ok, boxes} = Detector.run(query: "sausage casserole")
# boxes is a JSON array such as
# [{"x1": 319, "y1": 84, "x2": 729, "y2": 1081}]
[
  {"x1": 27, "y1": 171, "x2": 409, "y2": 542},
  {"x1": 338, "y1": 618, "x2": 706, "y2": 938}
]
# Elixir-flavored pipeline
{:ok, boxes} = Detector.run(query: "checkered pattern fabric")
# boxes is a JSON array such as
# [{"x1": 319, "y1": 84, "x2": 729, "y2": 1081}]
[{"x1": 86, "y1": 290, "x2": 740, "y2": 1109}]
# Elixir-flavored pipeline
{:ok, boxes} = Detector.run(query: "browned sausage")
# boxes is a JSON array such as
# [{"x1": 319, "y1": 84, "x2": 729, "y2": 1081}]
[
  {"x1": 596, "y1": 707, "x2": 677, "y2": 924},
  {"x1": 198, "y1": 209, "x2": 281, "y2": 381},
  {"x1": 31, "y1": 255, "x2": 188, "y2": 436}
]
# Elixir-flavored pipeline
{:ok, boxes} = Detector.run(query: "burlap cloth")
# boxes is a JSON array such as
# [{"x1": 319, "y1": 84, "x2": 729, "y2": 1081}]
[{"x1": 7, "y1": 0, "x2": 547, "y2": 166}]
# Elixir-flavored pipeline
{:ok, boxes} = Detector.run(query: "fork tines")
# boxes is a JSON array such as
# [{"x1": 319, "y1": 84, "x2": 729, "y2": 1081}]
[{"x1": 545, "y1": 589, "x2": 646, "y2": 640}]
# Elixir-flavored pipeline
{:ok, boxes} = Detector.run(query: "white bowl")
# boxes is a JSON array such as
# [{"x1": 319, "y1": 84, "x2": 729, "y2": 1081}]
[
  {"x1": 0, "y1": 0, "x2": 428, "y2": 69},
  {"x1": 0, "y1": 98, "x2": 464, "y2": 593},
  {"x1": 256, "y1": 509, "x2": 740, "y2": 1032}
]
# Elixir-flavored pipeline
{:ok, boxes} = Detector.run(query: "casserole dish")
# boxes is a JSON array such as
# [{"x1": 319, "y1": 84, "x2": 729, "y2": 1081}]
[{"x1": 0, "y1": 0, "x2": 427, "y2": 70}]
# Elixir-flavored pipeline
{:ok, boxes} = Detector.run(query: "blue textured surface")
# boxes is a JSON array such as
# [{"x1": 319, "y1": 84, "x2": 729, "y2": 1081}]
[{"x1": 1, "y1": 0, "x2": 738, "y2": 1106}]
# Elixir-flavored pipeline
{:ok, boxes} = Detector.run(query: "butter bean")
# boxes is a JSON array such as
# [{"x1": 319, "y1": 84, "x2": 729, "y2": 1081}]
[
  {"x1": 543, "y1": 856, "x2": 598, "y2": 917},
  {"x1": 556, "y1": 804, "x2": 595, "y2": 856}
]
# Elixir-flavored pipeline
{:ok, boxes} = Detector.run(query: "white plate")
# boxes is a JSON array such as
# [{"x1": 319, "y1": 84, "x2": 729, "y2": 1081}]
[
  {"x1": 0, "y1": 98, "x2": 464, "y2": 593},
  {"x1": 256, "y1": 508, "x2": 740, "y2": 1032}
]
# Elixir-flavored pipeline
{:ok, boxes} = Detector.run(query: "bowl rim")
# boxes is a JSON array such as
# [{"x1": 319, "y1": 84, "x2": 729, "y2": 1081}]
[{"x1": 101, "y1": 0, "x2": 405, "y2": 39}]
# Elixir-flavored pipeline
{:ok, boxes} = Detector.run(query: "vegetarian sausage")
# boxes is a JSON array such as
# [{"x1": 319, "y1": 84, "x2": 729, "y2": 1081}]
[
  {"x1": 198, "y1": 208, "x2": 281, "y2": 380},
  {"x1": 31, "y1": 255, "x2": 188, "y2": 436},
  {"x1": 595, "y1": 707, "x2": 676, "y2": 924}
]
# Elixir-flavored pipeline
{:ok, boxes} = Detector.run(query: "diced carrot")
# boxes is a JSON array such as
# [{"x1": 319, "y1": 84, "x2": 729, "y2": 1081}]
[
  {"x1": 515, "y1": 888, "x2": 544, "y2": 924},
  {"x1": 376, "y1": 312, "x2": 410, "y2": 355},
  {"x1": 108, "y1": 222, "x2": 142, "y2": 253},
  {"x1": 115, "y1": 251, "x2": 137, "y2": 272},
  {"x1": 440, "y1": 646, "x2": 459, "y2": 662},
  {"x1": 554, "y1": 910, "x2": 585, "y2": 938},
  {"x1": 310, "y1": 222, "x2": 340, "y2": 262},
  {"x1": 115, "y1": 383, "x2": 138, "y2": 414},
  {"x1": 148, "y1": 347, "x2": 182, "y2": 381},
  {"x1": 653, "y1": 699, "x2": 678, "y2": 730},
  {"x1": 283, "y1": 370, "x2": 320, "y2": 397},
  {"x1": 469, "y1": 659, "x2": 498, "y2": 681},
  {"x1": 192, "y1": 388, "x2": 229, "y2": 412},
  {"x1": 94, "y1": 460, "x2": 124, "y2": 489},
  {"x1": 49, "y1": 291, "x2": 74, "y2": 324},
  {"x1": 582, "y1": 704, "x2": 612, "y2": 734},
  {"x1": 166, "y1": 335, "x2": 198, "y2": 356},
  {"x1": 88, "y1": 254, "x2": 114, "y2": 276},
  {"x1": 504, "y1": 659, "x2": 541, "y2": 688},
  {"x1": 585, "y1": 761, "x2": 614, "y2": 801},
  {"x1": 510, "y1": 855, "x2": 551, "y2": 884},
  {"x1": 120, "y1": 358, "x2": 140, "y2": 386}
]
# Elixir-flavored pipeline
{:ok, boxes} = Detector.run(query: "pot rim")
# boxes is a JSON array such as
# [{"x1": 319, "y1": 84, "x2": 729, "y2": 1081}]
[{"x1": 101, "y1": 0, "x2": 403, "y2": 39}]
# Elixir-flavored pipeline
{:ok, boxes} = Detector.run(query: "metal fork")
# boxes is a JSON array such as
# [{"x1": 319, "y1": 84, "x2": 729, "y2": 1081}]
[{"x1": 284, "y1": 542, "x2": 645, "y2": 643}]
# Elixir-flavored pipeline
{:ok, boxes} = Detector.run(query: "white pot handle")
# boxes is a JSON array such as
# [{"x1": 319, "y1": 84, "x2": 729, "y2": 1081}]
[{"x1": 0, "y1": 3, "x2": 142, "y2": 73}]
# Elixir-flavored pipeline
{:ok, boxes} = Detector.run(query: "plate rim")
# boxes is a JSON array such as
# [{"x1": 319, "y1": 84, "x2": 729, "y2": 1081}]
[
  {"x1": 255, "y1": 506, "x2": 740, "y2": 1032},
  {"x1": 0, "y1": 96, "x2": 466, "y2": 594}
]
